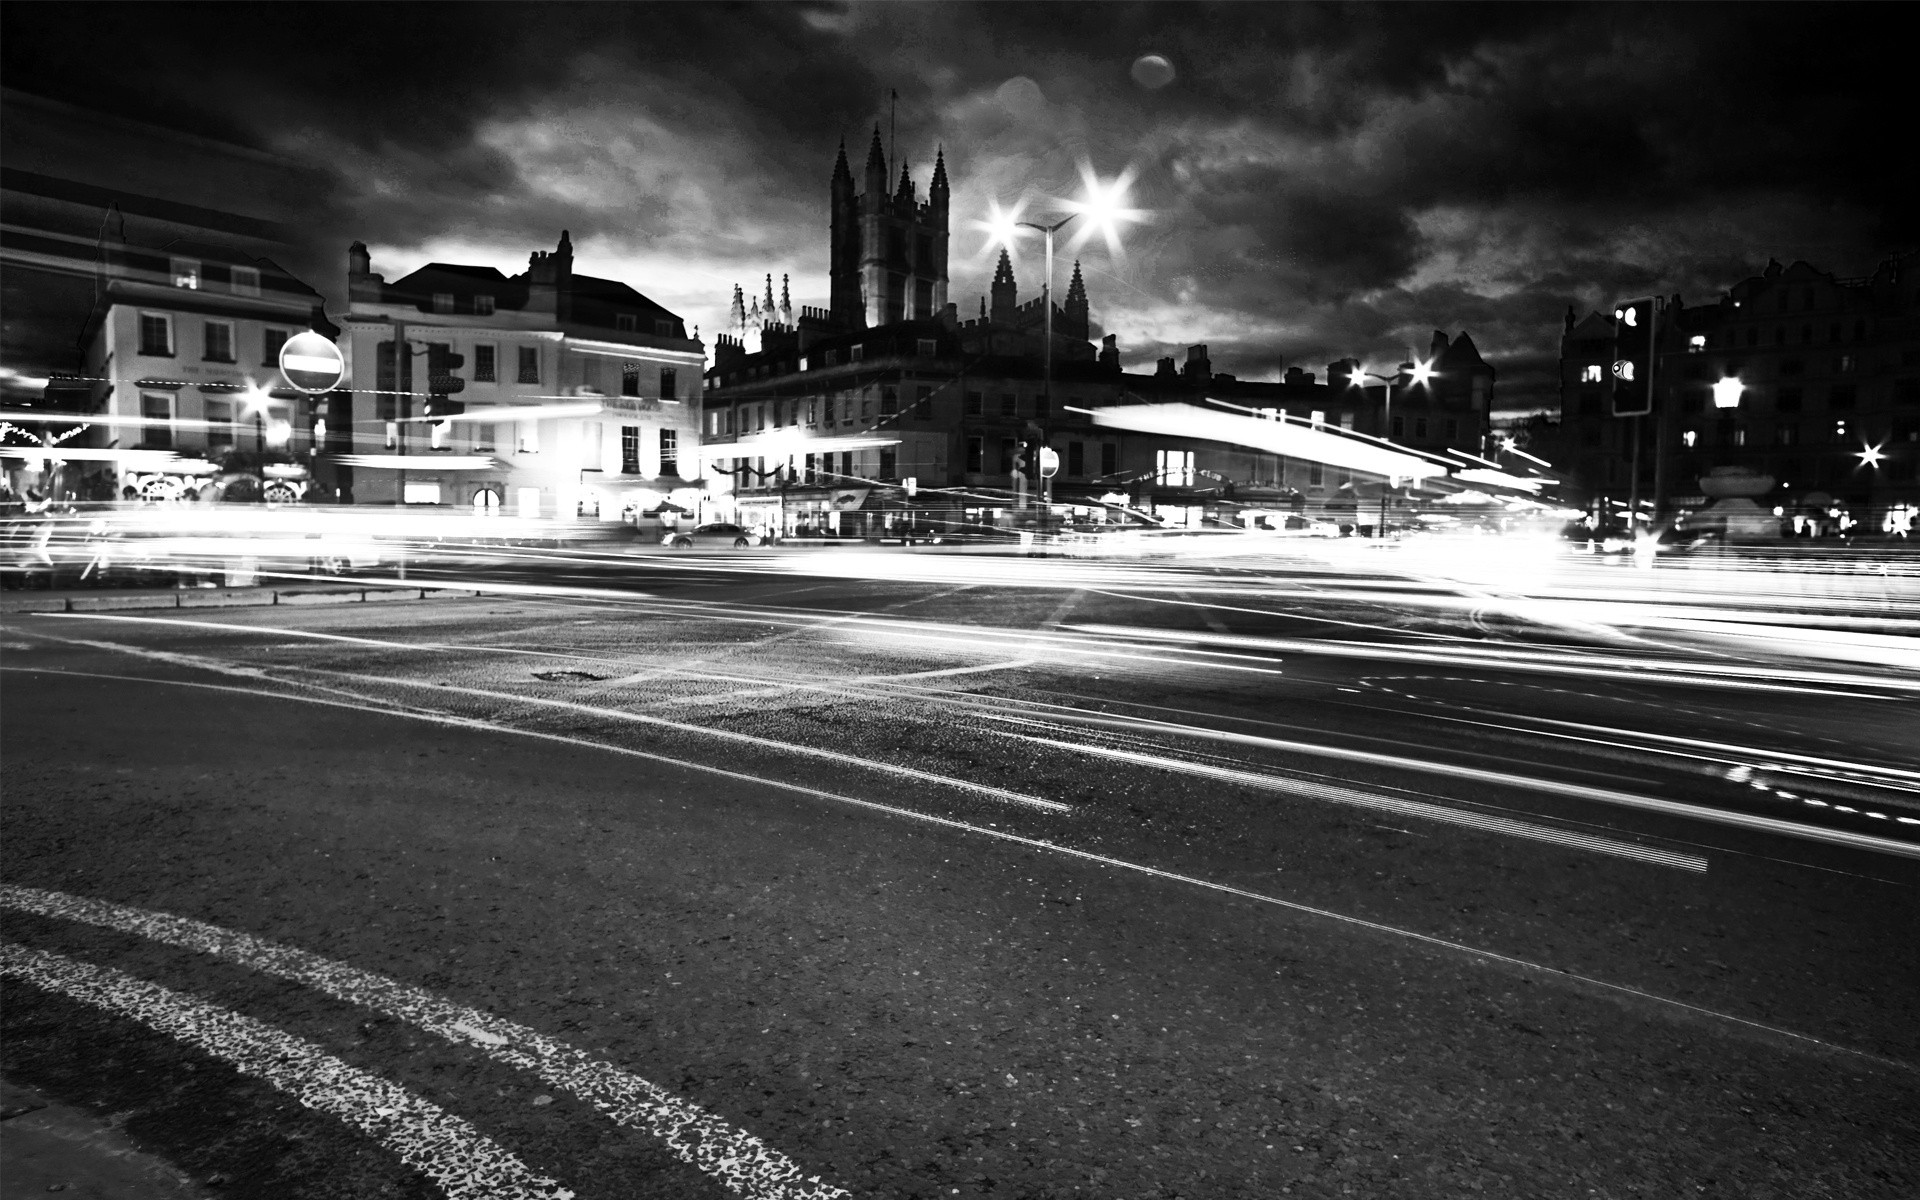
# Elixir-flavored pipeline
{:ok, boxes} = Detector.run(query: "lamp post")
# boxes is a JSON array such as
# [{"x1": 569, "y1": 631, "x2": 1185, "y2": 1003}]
[
  {"x1": 1347, "y1": 359, "x2": 1431, "y2": 537},
  {"x1": 980, "y1": 166, "x2": 1143, "y2": 521},
  {"x1": 1016, "y1": 214, "x2": 1074, "y2": 516}
]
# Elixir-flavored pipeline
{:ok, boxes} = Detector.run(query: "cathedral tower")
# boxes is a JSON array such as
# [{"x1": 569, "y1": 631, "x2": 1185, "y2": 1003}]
[{"x1": 828, "y1": 126, "x2": 949, "y2": 330}]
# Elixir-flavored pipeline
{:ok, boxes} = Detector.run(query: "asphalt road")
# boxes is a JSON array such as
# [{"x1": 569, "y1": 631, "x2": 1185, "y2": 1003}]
[{"x1": 4, "y1": 543, "x2": 1917, "y2": 1199}]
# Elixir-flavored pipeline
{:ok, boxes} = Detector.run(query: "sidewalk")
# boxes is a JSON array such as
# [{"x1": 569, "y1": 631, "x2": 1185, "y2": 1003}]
[
  {"x1": 0, "y1": 1077, "x2": 210, "y2": 1198},
  {"x1": 0, "y1": 582, "x2": 477, "y2": 616}
]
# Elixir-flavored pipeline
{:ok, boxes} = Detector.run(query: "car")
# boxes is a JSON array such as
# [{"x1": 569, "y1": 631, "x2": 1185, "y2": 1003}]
[{"x1": 662, "y1": 522, "x2": 757, "y2": 549}]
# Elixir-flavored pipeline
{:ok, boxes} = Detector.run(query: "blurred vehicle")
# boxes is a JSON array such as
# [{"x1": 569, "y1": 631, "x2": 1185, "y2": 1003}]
[
  {"x1": 1243, "y1": 513, "x2": 1339, "y2": 537},
  {"x1": 663, "y1": 522, "x2": 755, "y2": 549},
  {"x1": 923, "y1": 522, "x2": 1023, "y2": 545},
  {"x1": 1055, "y1": 522, "x2": 1146, "y2": 558}
]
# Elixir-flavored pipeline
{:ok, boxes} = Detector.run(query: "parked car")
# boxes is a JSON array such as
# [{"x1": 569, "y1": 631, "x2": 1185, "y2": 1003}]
[{"x1": 663, "y1": 523, "x2": 756, "y2": 549}]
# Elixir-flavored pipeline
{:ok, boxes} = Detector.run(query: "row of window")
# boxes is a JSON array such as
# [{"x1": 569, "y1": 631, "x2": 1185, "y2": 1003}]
[
  {"x1": 167, "y1": 259, "x2": 259, "y2": 296},
  {"x1": 1679, "y1": 417, "x2": 1920, "y2": 448},
  {"x1": 137, "y1": 312, "x2": 289, "y2": 365},
  {"x1": 962, "y1": 438, "x2": 1120, "y2": 479},
  {"x1": 1390, "y1": 415, "x2": 1460, "y2": 442}
]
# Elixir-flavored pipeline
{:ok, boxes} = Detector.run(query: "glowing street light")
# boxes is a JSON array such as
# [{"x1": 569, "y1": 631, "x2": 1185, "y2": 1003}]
[
  {"x1": 1711, "y1": 376, "x2": 1745, "y2": 409},
  {"x1": 1346, "y1": 359, "x2": 1433, "y2": 536},
  {"x1": 240, "y1": 382, "x2": 274, "y2": 452},
  {"x1": 982, "y1": 165, "x2": 1145, "y2": 511},
  {"x1": 1857, "y1": 443, "x2": 1886, "y2": 469}
]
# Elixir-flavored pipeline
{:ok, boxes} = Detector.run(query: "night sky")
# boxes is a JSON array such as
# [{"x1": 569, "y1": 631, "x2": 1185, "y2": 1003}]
[{"x1": 5, "y1": 2, "x2": 1911, "y2": 412}]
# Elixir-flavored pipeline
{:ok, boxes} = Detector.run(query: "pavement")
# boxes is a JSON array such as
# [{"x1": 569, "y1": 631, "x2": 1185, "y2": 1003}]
[
  {"x1": 3, "y1": 553, "x2": 1916, "y2": 1198},
  {"x1": 1, "y1": 1077, "x2": 208, "y2": 1199},
  {"x1": 0, "y1": 582, "x2": 478, "y2": 614}
]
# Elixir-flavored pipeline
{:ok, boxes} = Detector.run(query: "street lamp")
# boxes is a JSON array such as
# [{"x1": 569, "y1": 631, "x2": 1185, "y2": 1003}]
[
  {"x1": 1347, "y1": 359, "x2": 1433, "y2": 536},
  {"x1": 240, "y1": 382, "x2": 273, "y2": 453},
  {"x1": 983, "y1": 165, "x2": 1143, "y2": 514}
]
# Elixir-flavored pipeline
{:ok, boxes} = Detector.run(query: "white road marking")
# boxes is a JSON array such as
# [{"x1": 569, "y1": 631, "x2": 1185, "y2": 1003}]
[
  {"x1": 0, "y1": 888, "x2": 847, "y2": 1200},
  {"x1": 997, "y1": 733, "x2": 1707, "y2": 871},
  {"x1": 3, "y1": 664, "x2": 1907, "y2": 1073},
  {"x1": 0, "y1": 942, "x2": 576, "y2": 1200}
]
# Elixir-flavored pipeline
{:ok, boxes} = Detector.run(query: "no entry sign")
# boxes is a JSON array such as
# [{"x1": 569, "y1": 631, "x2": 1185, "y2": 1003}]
[{"x1": 278, "y1": 331, "x2": 344, "y2": 393}]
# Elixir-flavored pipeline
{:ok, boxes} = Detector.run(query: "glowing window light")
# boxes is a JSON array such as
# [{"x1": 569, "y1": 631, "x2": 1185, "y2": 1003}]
[{"x1": 1711, "y1": 377, "x2": 1745, "y2": 409}]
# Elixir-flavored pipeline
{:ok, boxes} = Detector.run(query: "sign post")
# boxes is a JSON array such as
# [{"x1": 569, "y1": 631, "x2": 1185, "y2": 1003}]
[{"x1": 278, "y1": 331, "x2": 344, "y2": 394}]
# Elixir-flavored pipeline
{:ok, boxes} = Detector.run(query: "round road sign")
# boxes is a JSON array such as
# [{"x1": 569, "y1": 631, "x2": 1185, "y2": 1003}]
[
  {"x1": 279, "y1": 331, "x2": 344, "y2": 394},
  {"x1": 1038, "y1": 447, "x2": 1060, "y2": 479}
]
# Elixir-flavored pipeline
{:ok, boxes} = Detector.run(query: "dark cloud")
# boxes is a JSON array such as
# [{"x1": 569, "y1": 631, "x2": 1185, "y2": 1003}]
[{"x1": 4, "y1": 1, "x2": 1911, "y2": 411}]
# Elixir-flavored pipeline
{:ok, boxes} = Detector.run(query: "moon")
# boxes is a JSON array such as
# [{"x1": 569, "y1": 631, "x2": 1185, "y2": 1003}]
[{"x1": 1131, "y1": 54, "x2": 1175, "y2": 89}]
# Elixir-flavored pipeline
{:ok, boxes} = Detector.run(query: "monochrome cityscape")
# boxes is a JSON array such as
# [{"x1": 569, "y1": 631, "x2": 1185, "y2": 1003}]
[{"x1": 2, "y1": 6, "x2": 1914, "y2": 1199}]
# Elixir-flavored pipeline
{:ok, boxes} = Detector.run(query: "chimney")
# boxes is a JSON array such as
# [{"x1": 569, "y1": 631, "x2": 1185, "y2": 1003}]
[
  {"x1": 1099, "y1": 333, "x2": 1119, "y2": 371},
  {"x1": 1183, "y1": 344, "x2": 1211, "y2": 385},
  {"x1": 347, "y1": 240, "x2": 383, "y2": 305},
  {"x1": 1155, "y1": 356, "x2": 1178, "y2": 379}
]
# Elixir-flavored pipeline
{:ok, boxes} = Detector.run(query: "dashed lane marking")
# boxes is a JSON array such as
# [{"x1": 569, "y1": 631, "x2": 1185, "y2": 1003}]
[
  {"x1": 997, "y1": 733, "x2": 1709, "y2": 871},
  {"x1": 0, "y1": 888, "x2": 847, "y2": 1200},
  {"x1": 0, "y1": 942, "x2": 577, "y2": 1200},
  {"x1": 3, "y1": 666, "x2": 1908, "y2": 1074}
]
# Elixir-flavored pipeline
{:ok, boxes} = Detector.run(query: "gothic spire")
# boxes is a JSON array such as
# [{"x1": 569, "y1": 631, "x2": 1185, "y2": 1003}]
[
  {"x1": 865, "y1": 125, "x2": 887, "y2": 174},
  {"x1": 1066, "y1": 260, "x2": 1087, "y2": 304},
  {"x1": 764, "y1": 273, "x2": 776, "y2": 315},
  {"x1": 833, "y1": 138, "x2": 852, "y2": 182},
  {"x1": 930, "y1": 146, "x2": 949, "y2": 196},
  {"x1": 780, "y1": 273, "x2": 792, "y2": 325},
  {"x1": 895, "y1": 160, "x2": 915, "y2": 205},
  {"x1": 992, "y1": 248, "x2": 1015, "y2": 288}
]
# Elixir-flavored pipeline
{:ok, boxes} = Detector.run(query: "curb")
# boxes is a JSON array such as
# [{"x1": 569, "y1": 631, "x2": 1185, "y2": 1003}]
[
  {"x1": 0, "y1": 585, "x2": 478, "y2": 616},
  {"x1": 0, "y1": 1077, "x2": 212, "y2": 1198}
]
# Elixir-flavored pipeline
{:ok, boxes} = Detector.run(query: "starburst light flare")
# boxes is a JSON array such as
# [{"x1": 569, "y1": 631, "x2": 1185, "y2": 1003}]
[
  {"x1": 971, "y1": 198, "x2": 1031, "y2": 260},
  {"x1": 1060, "y1": 162, "x2": 1146, "y2": 256}
]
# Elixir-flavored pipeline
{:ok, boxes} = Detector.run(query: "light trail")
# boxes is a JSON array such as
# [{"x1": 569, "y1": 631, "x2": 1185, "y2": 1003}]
[
  {"x1": 0, "y1": 943, "x2": 579, "y2": 1200},
  {"x1": 3, "y1": 665, "x2": 1907, "y2": 1075},
  {"x1": 18, "y1": 625, "x2": 1068, "y2": 814},
  {"x1": 0, "y1": 889, "x2": 848, "y2": 1200},
  {"x1": 995, "y1": 731, "x2": 1708, "y2": 870}
]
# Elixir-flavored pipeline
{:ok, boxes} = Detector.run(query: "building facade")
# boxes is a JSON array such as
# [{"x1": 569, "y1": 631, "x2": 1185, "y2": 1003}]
[
  {"x1": 700, "y1": 137, "x2": 1507, "y2": 537},
  {"x1": 57, "y1": 220, "x2": 334, "y2": 503},
  {"x1": 335, "y1": 233, "x2": 705, "y2": 521},
  {"x1": 1558, "y1": 253, "x2": 1920, "y2": 532}
]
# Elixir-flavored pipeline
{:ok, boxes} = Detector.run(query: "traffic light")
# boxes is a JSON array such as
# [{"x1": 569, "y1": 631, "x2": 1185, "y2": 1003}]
[
  {"x1": 903, "y1": 476, "x2": 918, "y2": 497},
  {"x1": 422, "y1": 396, "x2": 466, "y2": 422},
  {"x1": 1014, "y1": 441, "x2": 1032, "y2": 477},
  {"x1": 1610, "y1": 298, "x2": 1656, "y2": 417},
  {"x1": 427, "y1": 343, "x2": 466, "y2": 397}
]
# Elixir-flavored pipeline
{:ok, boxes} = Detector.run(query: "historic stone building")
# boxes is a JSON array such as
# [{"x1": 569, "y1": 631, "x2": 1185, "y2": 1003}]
[{"x1": 335, "y1": 232, "x2": 706, "y2": 520}]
